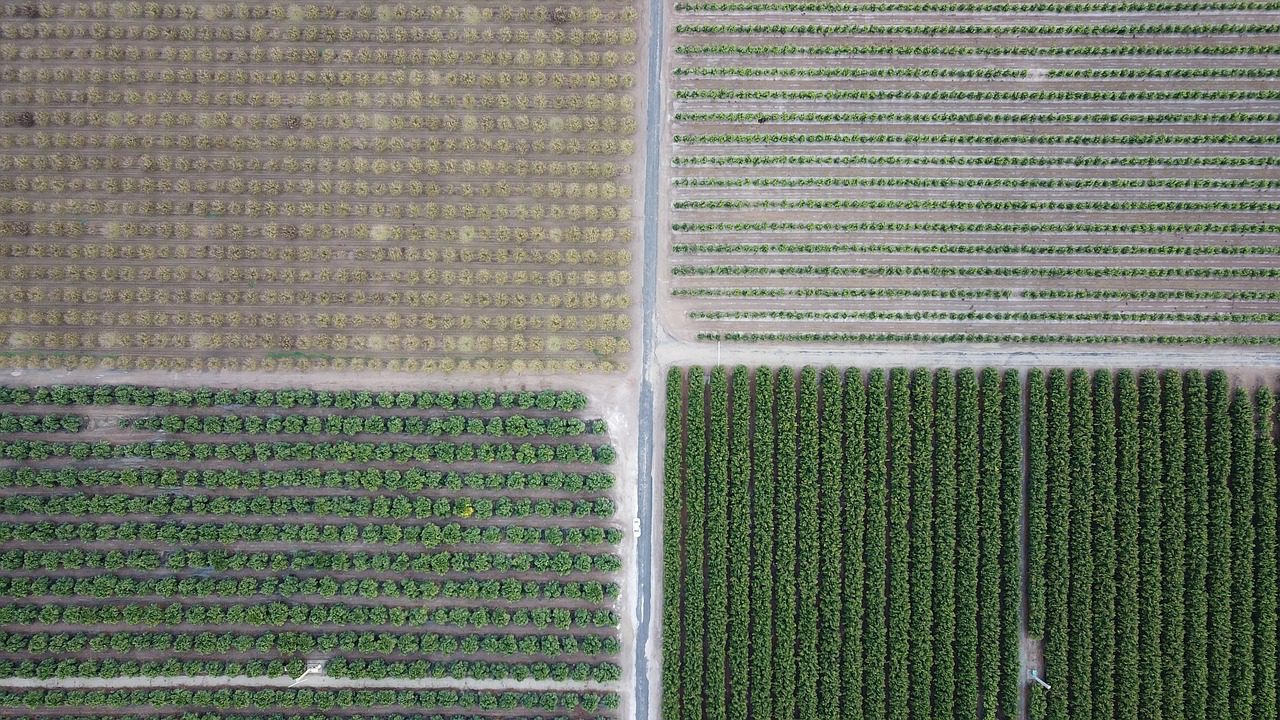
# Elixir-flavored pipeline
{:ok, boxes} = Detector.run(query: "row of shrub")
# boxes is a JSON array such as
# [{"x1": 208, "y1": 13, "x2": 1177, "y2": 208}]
[
  {"x1": 673, "y1": 175, "x2": 1279, "y2": 188},
  {"x1": 0, "y1": 629, "x2": 618, "y2": 658},
  {"x1": 0, "y1": 438, "x2": 616, "y2": 465},
  {"x1": 676, "y1": 110, "x2": 1280, "y2": 125},
  {"x1": 0, "y1": 520, "x2": 622, "y2": 550},
  {"x1": 0, "y1": 466, "x2": 614, "y2": 492},
  {"x1": 0, "y1": 573, "x2": 612, "y2": 603},
  {"x1": 0, "y1": 602, "x2": 619, "y2": 631},
  {"x1": 674, "y1": 42, "x2": 1280, "y2": 54},
  {"x1": 673, "y1": 220, "x2": 1280, "y2": 235},
  {"x1": 0, "y1": 688, "x2": 618, "y2": 713},
  {"x1": 122, "y1": 413, "x2": 603, "y2": 438},
  {"x1": 675, "y1": 127, "x2": 1280, "y2": 141},
  {"x1": 0, "y1": 385, "x2": 589, "y2": 412},
  {"x1": 677, "y1": 22, "x2": 1280, "y2": 34},
  {"x1": 0, "y1": 412, "x2": 82, "y2": 433},
  {"x1": 676, "y1": 198, "x2": 1280, "y2": 212},
  {"x1": 674, "y1": 264, "x2": 1280, "y2": 279},
  {"x1": 0, "y1": 547, "x2": 622, "y2": 589},
  {"x1": 673, "y1": 153, "x2": 1279, "y2": 166},
  {"x1": 699, "y1": 331, "x2": 1280, "y2": 345},
  {"x1": 0, "y1": 491, "x2": 615, "y2": 520},
  {"x1": 676, "y1": 1, "x2": 1280, "y2": 12},
  {"x1": 690, "y1": 309, "x2": 1280, "y2": 323}
]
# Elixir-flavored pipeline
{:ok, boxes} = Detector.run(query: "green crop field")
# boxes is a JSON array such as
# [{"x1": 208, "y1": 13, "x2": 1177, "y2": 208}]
[
  {"x1": 0, "y1": 383, "x2": 621, "y2": 719},
  {"x1": 661, "y1": 365, "x2": 1279, "y2": 720}
]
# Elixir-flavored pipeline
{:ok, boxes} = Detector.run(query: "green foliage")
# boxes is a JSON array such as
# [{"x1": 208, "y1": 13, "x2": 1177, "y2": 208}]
[
  {"x1": 682, "y1": 367, "x2": 707, "y2": 720},
  {"x1": 1184, "y1": 371, "x2": 1211, "y2": 720},
  {"x1": 909, "y1": 369, "x2": 934, "y2": 720},
  {"x1": 1230, "y1": 388, "x2": 1256, "y2": 719},
  {"x1": 842, "y1": 368, "x2": 866, "y2": 720},
  {"x1": 1068, "y1": 369, "x2": 1096, "y2": 720},
  {"x1": 887, "y1": 368, "x2": 912, "y2": 720},
  {"x1": 706, "y1": 366, "x2": 730, "y2": 720},
  {"x1": 864, "y1": 368, "x2": 889, "y2": 719},
  {"x1": 795, "y1": 367, "x2": 821, "y2": 720},
  {"x1": 1162, "y1": 372, "x2": 1188, "y2": 720},
  {"x1": 1091, "y1": 371, "x2": 1118, "y2": 720},
  {"x1": 954, "y1": 368, "x2": 980, "y2": 718},
  {"x1": 977, "y1": 369, "x2": 1002, "y2": 718},
  {"x1": 1043, "y1": 368, "x2": 1071, "y2": 720},
  {"x1": 750, "y1": 367, "x2": 776, "y2": 720},
  {"x1": 1206, "y1": 371, "x2": 1233, "y2": 720},
  {"x1": 773, "y1": 367, "x2": 798, "y2": 720},
  {"x1": 727, "y1": 366, "x2": 753, "y2": 720},
  {"x1": 932, "y1": 369, "x2": 957, "y2": 720},
  {"x1": 818, "y1": 367, "x2": 845, "y2": 715},
  {"x1": 661, "y1": 367, "x2": 684, "y2": 720}
]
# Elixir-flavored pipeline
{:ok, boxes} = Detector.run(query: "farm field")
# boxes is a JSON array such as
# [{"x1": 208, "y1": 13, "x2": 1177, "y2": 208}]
[
  {"x1": 666, "y1": 3, "x2": 1280, "y2": 346},
  {"x1": 0, "y1": 1, "x2": 641, "y2": 374},
  {"x1": 0, "y1": 383, "x2": 622, "y2": 719},
  {"x1": 660, "y1": 364, "x2": 1280, "y2": 720}
]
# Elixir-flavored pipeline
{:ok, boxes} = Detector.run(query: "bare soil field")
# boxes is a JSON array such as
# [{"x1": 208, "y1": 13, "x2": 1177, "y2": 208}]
[
  {"x1": 663, "y1": 3, "x2": 1280, "y2": 347},
  {"x1": 0, "y1": 1, "x2": 643, "y2": 374}
]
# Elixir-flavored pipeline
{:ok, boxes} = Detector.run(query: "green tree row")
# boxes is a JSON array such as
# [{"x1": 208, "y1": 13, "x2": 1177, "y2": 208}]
[
  {"x1": 0, "y1": 385, "x2": 588, "y2": 413},
  {"x1": 0, "y1": 466, "x2": 614, "y2": 492}
]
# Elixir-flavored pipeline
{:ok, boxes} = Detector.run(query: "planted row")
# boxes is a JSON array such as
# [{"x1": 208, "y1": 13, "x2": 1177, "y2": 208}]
[
  {"x1": 0, "y1": 438, "x2": 616, "y2": 464},
  {"x1": 0, "y1": 385, "x2": 589, "y2": 413},
  {"x1": 0, "y1": 466, "x2": 614, "y2": 492}
]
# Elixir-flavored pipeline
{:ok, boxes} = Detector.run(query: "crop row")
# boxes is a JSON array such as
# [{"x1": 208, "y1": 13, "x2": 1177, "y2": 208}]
[
  {"x1": 0, "y1": 629, "x2": 618, "y2": 659},
  {"x1": 0, "y1": 412, "x2": 82, "y2": 433},
  {"x1": 663, "y1": 366, "x2": 1020, "y2": 720},
  {"x1": 120, "y1": 413, "x2": 604, "y2": 439},
  {"x1": 673, "y1": 154, "x2": 1280, "y2": 167},
  {"x1": 0, "y1": 547, "x2": 622, "y2": 582},
  {"x1": 0, "y1": 467, "x2": 615, "y2": 493},
  {"x1": 673, "y1": 221, "x2": 1280, "y2": 234},
  {"x1": 675, "y1": 130, "x2": 1280, "y2": 143},
  {"x1": 0, "y1": 197, "x2": 631, "y2": 221},
  {"x1": 0, "y1": 492, "x2": 615, "y2": 520},
  {"x1": 699, "y1": 332, "x2": 1280, "y2": 345},
  {"x1": 0, "y1": 385, "x2": 589, "y2": 412},
  {"x1": 678, "y1": 22, "x2": 1280, "y2": 34},
  {"x1": 0, "y1": 656, "x2": 619, "y2": 684},
  {"x1": 5, "y1": 3, "x2": 634, "y2": 23},
  {"x1": 0, "y1": 24, "x2": 639, "y2": 48},
  {"x1": 0, "y1": 520, "x2": 625, "y2": 551},
  {"x1": 0, "y1": 573, "x2": 614, "y2": 604},
  {"x1": 674, "y1": 111, "x2": 1280, "y2": 125},
  {"x1": 0, "y1": 43, "x2": 640, "y2": 69},
  {"x1": 675, "y1": 0, "x2": 1280, "y2": 10},
  {"x1": 675, "y1": 242, "x2": 1280, "y2": 256},
  {"x1": 673, "y1": 176, "x2": 1280, "y2": 189},
  {"x1": 0, "y1": 155, "x2": 629, "y2": 182},
  {"x1": 676, "y1": 199, "x2": 1280, "y2": 211},
  {"x1": 689, "y1": 309, "x2": 1280, "y2": 323},
  {"x1": 0, "y1": 220, "x2": 630, "y2": 247},
  {"x1": 1, "y1": 67, "x2": 636, "y2": 93},
  {"x1": 0, "y1": 688, "x2": 619, "y2": 713},
  {"x1": 673, "y1": 265, "x2": 1280, "y2": 279},
  {"x1": 676, "y1": 43, "x2": 1280, "y2": 55},
  {"x1": 0, "y1": 602, "x2": 620, "y2": 631},
  {"x1": 0, "y1": 439, "x2": 616, "y2": 465},
  {"x1": 674, "y1": 287, "x2": 1014, "y2": 299}
]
